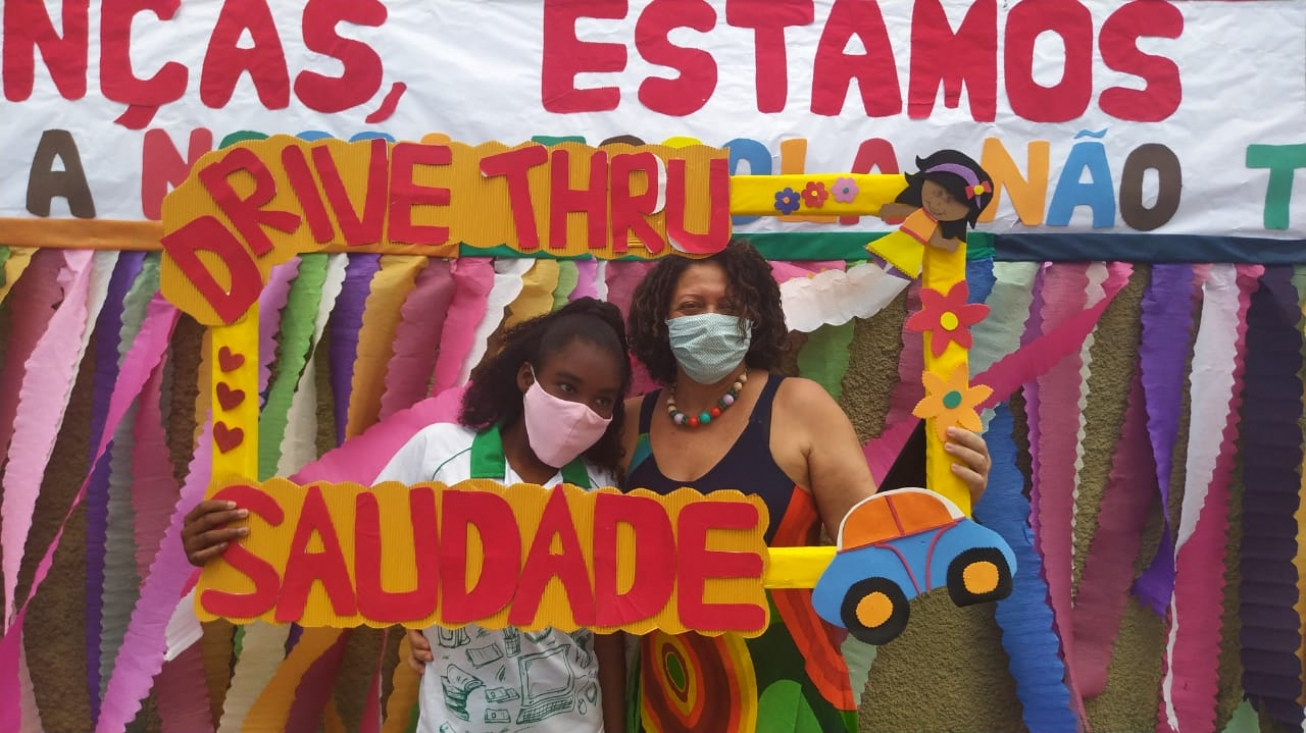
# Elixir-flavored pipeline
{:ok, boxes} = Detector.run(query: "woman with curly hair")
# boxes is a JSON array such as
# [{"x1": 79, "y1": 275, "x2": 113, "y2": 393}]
[
  {"x1": 620, "y1": 239, "x2": 992, "y2": 733},
  {"x1": 184, "y1": 297, "x2": 631, "y2": 733}
]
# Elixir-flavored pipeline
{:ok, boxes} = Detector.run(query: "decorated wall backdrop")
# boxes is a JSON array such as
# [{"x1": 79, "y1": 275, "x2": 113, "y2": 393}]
[{"x1": 0, "y1": 245, "x2": 1304, "y2": 733}]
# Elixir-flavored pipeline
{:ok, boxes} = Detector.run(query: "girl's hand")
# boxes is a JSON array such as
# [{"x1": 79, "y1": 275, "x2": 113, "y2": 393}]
[
  {"x1": 181, "y1": 500, "x2": 248, "y2": 567},
  {"x1": 406, "y1": 628, "x2": 433, "y2": 673},
  {"x1": 944, "y1": 427, "x2": 992, "y2": 506},
  {"x1": 928, "y1": 229, "x2": 962, "y2": 252}
]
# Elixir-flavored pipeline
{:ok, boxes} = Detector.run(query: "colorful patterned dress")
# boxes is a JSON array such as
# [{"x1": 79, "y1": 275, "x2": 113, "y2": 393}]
[{"x1": 626, "y1": 376, "x2": 857, "y2": 733}]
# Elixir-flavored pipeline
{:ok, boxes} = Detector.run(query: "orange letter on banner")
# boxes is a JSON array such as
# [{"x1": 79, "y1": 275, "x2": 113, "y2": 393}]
[
  {"x1": 199, "y1": 484, "x2": 284, "y2": 618},
  {"x1": 676, "y1": 501, "x2": 766, "y2": 631},
  {"x1": 593, "y1": 492, "x2": 676, "y2": 626},
  {"x1": 276, "y1": 485, "x2": 358, "y2": 622},
  {"x1": 355, "y1": 486, "x2": 441, "y2": 623},
  {"x1": 441, "y1": 491, "x2": 520, "y2": 623},
  {"x1": 979, "y1": 137, "x2": 1049, "y2": 225},
  {"x1": 510, "y1": 488, "x2": 596, "y2": 626}
]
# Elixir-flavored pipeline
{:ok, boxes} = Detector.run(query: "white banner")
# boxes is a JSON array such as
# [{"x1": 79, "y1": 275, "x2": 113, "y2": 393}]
[{"x1": 1, "y1": 0, "x2": 1304, "y2": 238}]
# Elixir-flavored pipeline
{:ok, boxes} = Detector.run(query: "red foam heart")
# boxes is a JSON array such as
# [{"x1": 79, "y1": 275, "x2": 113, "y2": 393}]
[
  {"x1": 218, "y1": 346, "x2": 245, "y2": 373},
  {"x1": 216, "y1": 382, "x2": 246, "y2": 412},
  {"x1": 213, "y1": 422, "x2": 244, "y2": 453}
]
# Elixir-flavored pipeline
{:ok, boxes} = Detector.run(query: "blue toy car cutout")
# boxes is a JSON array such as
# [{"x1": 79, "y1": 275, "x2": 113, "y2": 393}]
[{"x1": 811, "y1": 488, "x2": 1016, "y2": 645}]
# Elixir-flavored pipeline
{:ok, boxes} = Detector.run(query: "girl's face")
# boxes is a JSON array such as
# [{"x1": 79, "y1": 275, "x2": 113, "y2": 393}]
[
  {"x1": 667, "y1": 262, "x2": 742, "y2": 320},
  {"x1": 922, "y1": 179, "x2": 971, "y2": 222},
  {"x1": 517, "y1": 339, "x2": 623, "y2": 419}
]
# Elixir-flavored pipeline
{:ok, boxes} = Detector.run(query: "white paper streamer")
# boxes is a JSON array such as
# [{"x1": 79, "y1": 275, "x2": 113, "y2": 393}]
[{"x1": 780, "y1": 262, "x2": 910, "y2": 333}]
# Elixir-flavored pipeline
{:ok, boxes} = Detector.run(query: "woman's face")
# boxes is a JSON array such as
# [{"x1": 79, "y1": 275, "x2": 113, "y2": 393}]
[
  {"x1": 922, "y1": 179, "x2": 971, "y2": 222},
  {"x1": 667, "y1": 262, "x2": 741, "y2": 320},
  {"x1": 518, "y1": 339, "x2": 623, "y2": 419}
]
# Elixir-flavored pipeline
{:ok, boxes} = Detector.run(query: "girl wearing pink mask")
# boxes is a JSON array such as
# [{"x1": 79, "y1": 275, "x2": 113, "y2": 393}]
[{"x1": 183, "y1": 297, "x2": 631, "y2": 733}]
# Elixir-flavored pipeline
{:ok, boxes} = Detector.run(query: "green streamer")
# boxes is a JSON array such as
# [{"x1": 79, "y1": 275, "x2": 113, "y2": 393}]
[
  {"x1": 259, "y1": 254, "x2": 329, "y2": 480},
  {"x1": 796, "y1": 321, "x2": 856, "y2": 402},
  {"x1": 553, "y1": 260, "x2": 579, "y2": 310}
]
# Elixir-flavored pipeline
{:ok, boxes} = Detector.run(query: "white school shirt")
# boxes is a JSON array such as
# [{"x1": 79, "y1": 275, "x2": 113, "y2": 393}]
[{"x1": 375, "y1": 423, "x2": 615, "y2": 733}]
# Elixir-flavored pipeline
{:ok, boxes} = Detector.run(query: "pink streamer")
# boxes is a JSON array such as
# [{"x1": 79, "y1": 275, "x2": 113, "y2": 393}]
[
  {"x1": 2, "y1": 250, "x2": 96, "y2": 626},
  {"x1": 257, "y1": 257, "x2": 302, "y2": 397},
  {"x1": 1072, "y1": 371, "x2": 1157, "y2": 697},
  {"x1": 1030, "y1": 263, "x2": 1101, "y2": 728},
  {"x1": 379, "y1": 260, "x2": 455, "y2": 420},
  {"x1": 976, "y1": 263, "x2": 1131, "y2": 408},
  {"x1": 154, "y1": 642, "x2": 215, "y2": 733},
  {"x1": 569, "y1": 259, "x2": 599, "y2": 302},
  {"x1": 95, "y1": 419, "x2": 214, "y2": 733},
  {"x1": 131, "y1": 366, "x2": 178, "y2": 578},
  {"x1": 1160, "y1": 265, "x2": 1260, "y2": 733},
  {"x1": 769, "y1": 260, "x2": 845, "y2": 284},
  {"x1": 0, "y1": 295, "x2": 179, "y2": 732},
  {"x1": 295, "y1": 385, "x2": 467, "y2": 485},
  {"x1": 863, "y1": 282, "x2": 924, "y2": 483},
  {"x1": 0, "y1": 249, "x2": 64, "y2": 462},
  {"x1": 604, "y1": 261, "x2": 653, "y2": 316},
  {"x1": 429, "y1": 259, "x2": 494, "y2": 397}
]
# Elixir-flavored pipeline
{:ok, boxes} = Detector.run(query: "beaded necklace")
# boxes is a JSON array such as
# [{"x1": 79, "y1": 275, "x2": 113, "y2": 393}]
[{"x1": 666, "y1": 370, "x2": 749, "y2": 428}]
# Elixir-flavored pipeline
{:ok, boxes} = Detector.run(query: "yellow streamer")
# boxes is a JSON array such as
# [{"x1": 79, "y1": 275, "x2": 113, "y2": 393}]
[
  {"x1": 240, "y1": 628, "x2": 345, "y2": 732},
  {"x1": 0, "y1": 246, "x2": 36, "y2": 305},
  {"x1": 345, "y1": 256, "x2": 427, "y2": 439},
  {"x1": 505, "y1": 260, "x2": 561, "y2": 329}
]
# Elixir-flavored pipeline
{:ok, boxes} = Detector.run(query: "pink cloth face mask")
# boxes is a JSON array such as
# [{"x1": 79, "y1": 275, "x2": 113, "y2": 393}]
[{"x1": 522, "y1": 376, "x2": 612, "y2": 468}]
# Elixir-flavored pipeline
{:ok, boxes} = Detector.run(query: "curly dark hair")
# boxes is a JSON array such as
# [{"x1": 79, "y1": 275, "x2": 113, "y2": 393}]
[
  {"x1": 628, "y1": 239, "x2": 788, "y2": 385},
  {"x1": 460, "y1": 297, "x2": 631, "y2": 478},
  {"x1": 895, "y1": 149, "x2": 993, "y2": 242}
]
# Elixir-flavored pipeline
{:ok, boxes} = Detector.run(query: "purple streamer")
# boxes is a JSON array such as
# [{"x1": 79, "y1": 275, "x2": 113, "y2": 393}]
[
  {"x1": 82, "y1": 251, "x2": 143, "y2": 721},
  {"x1": 328, "y1": 255, "x2": 380, "y2": 445},
  {"x1": 1133, "y1": 264, "x2": 1197, "y2": 613},
  {"x1": 1237, "y1": 266, "x2": 1304, "y2": 727}
]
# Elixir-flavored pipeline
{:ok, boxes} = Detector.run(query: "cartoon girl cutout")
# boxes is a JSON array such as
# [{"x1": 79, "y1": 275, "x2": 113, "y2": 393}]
[{"x1": 868, "y1": 150, "x2": 993, "y2": 278}]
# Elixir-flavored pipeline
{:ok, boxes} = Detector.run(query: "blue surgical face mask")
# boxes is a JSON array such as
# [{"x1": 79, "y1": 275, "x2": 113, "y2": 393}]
[{"x1": 666, "y1": 313, "x2": 752, "y2": 385}]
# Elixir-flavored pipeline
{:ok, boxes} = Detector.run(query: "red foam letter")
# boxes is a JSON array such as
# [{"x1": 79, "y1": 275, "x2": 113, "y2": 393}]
[
  {"x1": 481, "y1": 145, "x2": 549, "y2": 251},
  {"x1": 676, "y1": 501, "x2": 766, "y2": 631},
  {"x1": 593, "y1": 493, "x2": 676, "y2": 626},
  {"x1": 2, "y1": 0, "x2": 89, "y2": 101},
  {"x1": 160, "y1": 216, "x2": 264, "y2": 325},
  {"x1": 142, "y1": 128, "x2": 214, "y2": 221},
  {"x1": 542, "y1": 0, "x2": 628, "y2": 112},
  {"x1": 281, "y1": 145, "x2": 335, "y2": 244},
  {"x1": 295, "y1": 0, "x2": 386, "y2": 113},
  {"x1": 199, "y1": 484, "x2": 284, "y2": 619},
  {"x1": 200, "y1": 0, "x2": 290, "y2": 110},
  {"x1": 276, "y1": 485, "x2": 358, "y2": 622},
  {"x1": 1099, "y1": 0, "x2": 1183, "y2": 123},
  {"x1": 550, "y1": 149, "x2": 609, "y2": 251},
  {"x1": 665, "y1": 157, "x2": 730, "y2": 255},
  {"x1": 389, "y1": 143, "x2": 452, "y2": 247},
  {"x1": 101, "y1": 0, "x2": 188, "y2": 128},
  {"x1": 635, "y1": 0, "x2": 718, "y2": 116},
  {"x1": 311, "y1": 137, "x2": 389, "y2": 246},
  {"x1": 355, "y1": 487, "x2": 440, "y2": 623},
  {"x1": 725, "y1": 0, "x2": 813, "y2": 113},
  {"x1": 810, "y1": 0, "x2": 900, "y2": 117},
  {"x1": 907, "y1": 0, "x2": 996, "y2": 122},
  {"x1": 509, "y1": 489, "x2": 596, "y2": 627},
  {"x1": 1004, "y1": 0, "x2": 1093, "y2": 123},
  {"x1": 440, "y1": 491, "x2": 520, "y2": 624},
  {"x1": 609, "y1": 152, "x2": 666, "y2": 254},
  {"x1": 198, "y1": 147, "x2": 301, "y2": 256}
]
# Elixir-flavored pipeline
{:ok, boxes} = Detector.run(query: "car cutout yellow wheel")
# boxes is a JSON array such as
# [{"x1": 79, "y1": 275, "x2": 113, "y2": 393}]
[
  {"x1": 855, "y1": 591, "x2": 895, "y2": 629},
  {"x1": 963, "y1": 560, "x2": 1000, "y2": 595}
]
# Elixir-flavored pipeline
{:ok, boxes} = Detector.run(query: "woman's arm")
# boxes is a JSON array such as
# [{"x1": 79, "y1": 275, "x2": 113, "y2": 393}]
[{"x1": 596, "y1": 632, "x2": 628, "y2": 732}]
